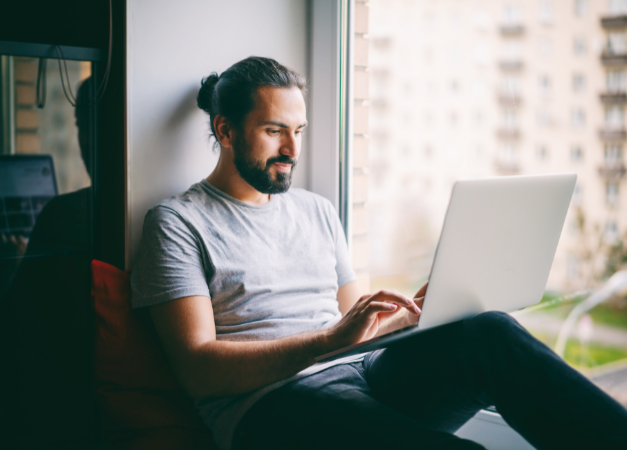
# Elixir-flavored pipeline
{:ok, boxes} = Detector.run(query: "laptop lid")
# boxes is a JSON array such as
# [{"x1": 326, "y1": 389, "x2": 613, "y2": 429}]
[{"x1": 417, "y1": 173, "x2": 576, "y2": 331}]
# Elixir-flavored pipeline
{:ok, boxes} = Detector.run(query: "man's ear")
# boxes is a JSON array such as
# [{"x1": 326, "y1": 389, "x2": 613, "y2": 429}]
[{"x1": 214, "y1": 115, "x2": 234, "y2": 148}]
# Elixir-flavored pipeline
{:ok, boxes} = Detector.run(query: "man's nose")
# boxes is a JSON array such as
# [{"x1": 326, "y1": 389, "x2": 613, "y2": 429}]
[{"x1": 280, "y1": 133, "x2": 300, "y2": 159}]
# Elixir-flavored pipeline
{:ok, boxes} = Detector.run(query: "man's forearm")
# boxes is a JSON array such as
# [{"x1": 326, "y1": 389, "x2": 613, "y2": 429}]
[{"x1": 181, "y1": 330, "x2": 334, "y2": 399}]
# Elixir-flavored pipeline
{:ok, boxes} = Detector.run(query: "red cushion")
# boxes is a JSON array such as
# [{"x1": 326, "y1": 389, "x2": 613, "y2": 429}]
[{"x1": 92, "y1": 260, "x2": 217, "y2": 449}]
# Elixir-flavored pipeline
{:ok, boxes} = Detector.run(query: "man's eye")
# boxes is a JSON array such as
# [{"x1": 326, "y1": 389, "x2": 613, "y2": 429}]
[{"x1": 268, "y1": 129, "x2": 280, "y2": 134}]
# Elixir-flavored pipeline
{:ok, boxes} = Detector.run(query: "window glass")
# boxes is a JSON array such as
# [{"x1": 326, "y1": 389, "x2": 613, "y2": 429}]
[
  {"x1": 0, "y1": 54, "x2": 95, "y2": 444},
  {"x1": 369, "y1": 0, "x2": 627, "y2": 410}
]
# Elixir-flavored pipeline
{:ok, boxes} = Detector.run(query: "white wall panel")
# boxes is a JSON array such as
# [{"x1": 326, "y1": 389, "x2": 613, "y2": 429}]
[{"x1": 127, "y1": 0, "x2": 309, "y2": 268}]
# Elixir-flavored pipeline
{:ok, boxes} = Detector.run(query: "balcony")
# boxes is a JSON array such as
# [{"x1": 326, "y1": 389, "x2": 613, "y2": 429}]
[
  {"x1": 601, "y1": 15, "x2": 627, "y2": 29},
  {"x1": 600, "y1": 91, "x2": 627, "y2": 104},
  {"x1": 497, "y1": 92, "x2": 522, "y2": 106},
  {"x1": 494, "y1": 159, "x2": 520, "y2": 175},
  {"x1": 499, "y1": 23, "x2": 525, "y2": 35},
  {"x1": 601, "y1": 50, "x2": 627, "y2": 66},
  {"x1": 598, "y1": 127, "x2": 627, "y2": 141},
  {"x1": 598, "y1": 164, "x2": 627, "y2": 179},
  {"x1": 498, "y1": 59, "x2": 524, "y2": 70},
  {"x1": 496, "y1": 128, "x2": 520, "y2": 139}
]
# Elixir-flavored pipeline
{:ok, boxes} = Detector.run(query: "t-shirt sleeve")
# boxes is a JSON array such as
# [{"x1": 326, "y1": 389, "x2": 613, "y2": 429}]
[
  {"x1": 130, "y1": 205, "x2": 211, "y2": 308},
  {"x1": 328, "y1": 203, "x2": 357, "y2": 288}
]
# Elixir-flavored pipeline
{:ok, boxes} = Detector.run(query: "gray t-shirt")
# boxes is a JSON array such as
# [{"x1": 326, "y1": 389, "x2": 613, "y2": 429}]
[{"x1": 131, "y1": 180, "x2": 360, "y2": 450}]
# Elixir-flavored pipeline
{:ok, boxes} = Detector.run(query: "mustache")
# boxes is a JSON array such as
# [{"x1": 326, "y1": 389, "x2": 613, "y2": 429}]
[{"x1": 266, "y1": 155, "x2": 298, "y2": 167}]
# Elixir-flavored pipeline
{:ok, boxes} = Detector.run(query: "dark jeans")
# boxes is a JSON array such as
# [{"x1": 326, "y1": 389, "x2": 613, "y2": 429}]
[{"x1": 232, "y1": 312, "x2": 627, "y2": 450}]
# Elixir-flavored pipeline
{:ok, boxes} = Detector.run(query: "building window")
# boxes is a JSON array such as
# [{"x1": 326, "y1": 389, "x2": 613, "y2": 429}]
[
  {"x1": 536, "y1": 145, "x2": 549, "y2": 161},
  {"x1": 605, "y1": 145, "x2": 623, "y2": 166},
  {"x1": 609, "y1": 0, "x2": 627, "y2": 15},
  {"x1": 573, "y1": 36, "x2": 586, "y2": 55},
  {"x1": 503, "y1": 4, "x2": 522, "y2": 25},
  {"x1": 570, "y1": 145, "x2": 584, "y2": 162},
  {"x1": 501, "y1": 108, "x2": 517, "y2": 129},
  {"x1": 538, "y1": 37, "x2": 553, "y2": 59},
  {"x1": 538, "y1": 74, "x2": 551, "y2": 96},
  {"x1": 503, "y1": 40, "x2": 523, "y2": 61},
  {"x1": 499, "y1": 143, "x2": 518, "y2": 164},
  {"x1": 606, "y1": 105, "x2": 624, "y2": 129},
  {"x1": 605, "y1": 221, "x2": 619, "y2": 243},
  {"x1": 572, "y1": 183, "x2": 582, "y2": 206},
  {"x1": 501, "y1": 75, "x2": 520, "y2": 96},
  {"x1": 607, "y1": 70, "x2": 626, "y2": 93},
  {"x1": 574, "y1": 0, "x2": 588, "y2": 17},
  {"x1": 572, "y1": 73, "x2": 586, "y2": 92},
  {"x1": 539, "y1": 1, "x2": 554, "y2": 24},
  {"x1": 607, "y1": 181, "x2": 620, "y2": 205},
  {"x1": 608, "y1": 32, "x2": 627, "y2": 55},
  {"x1": 536, "y1": 109, "x2": 551, "y2": 127},
  {"x1": 567, "y1": 254, "x2": 579, "y2": 280},
  {"x1": 571, "y1": 109, "x2": 585, "y2": 128}
]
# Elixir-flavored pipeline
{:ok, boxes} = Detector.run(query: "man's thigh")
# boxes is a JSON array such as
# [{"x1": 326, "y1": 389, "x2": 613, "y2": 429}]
[{"x1": 233, "y1": 362, "x2": 485, "y2": 450}]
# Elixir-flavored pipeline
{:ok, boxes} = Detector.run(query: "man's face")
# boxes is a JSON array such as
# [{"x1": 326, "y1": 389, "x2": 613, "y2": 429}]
[{"x1": 231, "y1": 86, "x2": 307, "y2": 194}]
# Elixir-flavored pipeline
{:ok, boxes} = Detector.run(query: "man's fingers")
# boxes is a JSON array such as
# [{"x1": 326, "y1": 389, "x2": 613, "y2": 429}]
[
  {"x1": 370, "y1": 290, "x2": 420, "y2": 315},
  {"x1": 365, "y1": 301, "x2": 398, "y2": 315},
  {"x1": 414, "y1": 282, "x2": 428, "y2": 299},
  {"x1": 414, "y1": 296, "x2": 425, "y2": 311}
]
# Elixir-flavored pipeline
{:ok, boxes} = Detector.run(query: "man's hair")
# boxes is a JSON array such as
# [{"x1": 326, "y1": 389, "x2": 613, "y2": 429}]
[{"x1": 197, "y1": 56, "x2": 306, "y2": 149}]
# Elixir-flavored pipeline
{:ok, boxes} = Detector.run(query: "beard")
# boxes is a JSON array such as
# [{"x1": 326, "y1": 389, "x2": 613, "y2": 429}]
[{"x1": 232, "y1": 134, "x2": 297, "y2": 194}]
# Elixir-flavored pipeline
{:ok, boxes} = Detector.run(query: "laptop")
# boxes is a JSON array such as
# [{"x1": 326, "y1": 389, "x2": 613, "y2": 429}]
[
  {"x1": 0, "y1": 155, "x2": 58, "y2": 237},
  {"x1": 315, "y1": 173, "x2": 577, "y2": 363}
]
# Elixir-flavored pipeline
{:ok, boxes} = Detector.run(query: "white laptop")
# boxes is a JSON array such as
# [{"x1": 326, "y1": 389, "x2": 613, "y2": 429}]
[{"x1": 316, "y1": 173, "x2": 577, "y2": 363}]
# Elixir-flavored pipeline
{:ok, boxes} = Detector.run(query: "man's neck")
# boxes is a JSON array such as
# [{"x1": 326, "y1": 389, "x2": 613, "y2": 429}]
[{"x1": 206, "y1": 158, "x2": 270, "y2": 206}]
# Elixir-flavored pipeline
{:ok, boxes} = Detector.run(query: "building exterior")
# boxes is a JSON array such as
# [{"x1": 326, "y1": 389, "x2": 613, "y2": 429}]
[{"x1": 368, "y1": 0, "x2": 627, "y2": 294}]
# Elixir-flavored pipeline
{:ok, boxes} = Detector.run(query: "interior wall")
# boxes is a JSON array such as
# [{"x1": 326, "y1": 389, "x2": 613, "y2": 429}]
[{"x1": 126, "y1": 0, "x2": 309, "y2": 269}]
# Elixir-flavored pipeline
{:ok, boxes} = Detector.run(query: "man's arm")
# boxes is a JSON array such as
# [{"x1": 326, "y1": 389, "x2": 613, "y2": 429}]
[{"x1": 150, "y1": 289, "x2": 419, "y2": 400}]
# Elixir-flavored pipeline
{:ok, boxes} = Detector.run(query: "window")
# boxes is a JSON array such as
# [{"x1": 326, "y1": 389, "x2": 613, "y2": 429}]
[
  {"x1": 574, "y1": 0, "x2": 588, "y2": 16},
  {"x1": 501, "y1": 108, "x2": 518, "y2": 129},
  {"x1": 609, "y1": 0, "x2": 627, "y2": 15},
  {"x1": 502, "y1": 40, "x2": 522, "y2": 61},
  {"x1": 572, "y1": 73, "x2": 586, "y2": 92},
  {"x1": 536, "y1": 145, "x2": 549, "y2": 161},
  {"x1": 501, "y1": 75, "x2": 520, "y2": 96},
  {"x1": 605, "y1": 145, "x2": 623, "y2": 166},
  {"x1": 503, "y1": 4, "x2": 522, "y2": 25},
  {"x1": 538, "y1": 37, "x2": 553, "y2": 59},
  {"x1": 539, "y1": 1, "x2": 554, "y2": 24},
  {"x1": 605, "y1": 221, "x2": 619, "y2": 243},
  {"x1": 474, "y1": 10, "x2": 489, "y2": 30},
  {"x1": 607, "y1": 70, "x2": 626, "y2": 93},
  {"x1": 567, "y1": 254, "x2": 579, "y2": 280},
  {"x1": 607, "y1": 181, "x2": 620, "y2": 205},
  {"x1": 499, "y1": 143, "x2": 518, "y2": 164},
  {"x1": 536, "y1": 109, "x2": 551, "y2": 127},
  {"x1": 606, "y1": 105, "x2": 624, "y2": 129},
  {"x1": 570, "y1": 145, "x2": 583, "y2": 162},
  {"x1": 573, "y1": 36, "x2": 586, "y2": 55},
  {"x1": 368, "y1": 0, "x2": 627, "y2": 411},
  {"x1": 571, "y1": 108, "x2": 585, "y2": 128},
  {"x1": 608, "y1": 32, "x2": 626, "y2": 55},
  {"x1": 538, "y1": 74, "x2": 551, "y2": 96},
  {"x1": 572, "y1": 183, "x2": 582, "y2": 206}
]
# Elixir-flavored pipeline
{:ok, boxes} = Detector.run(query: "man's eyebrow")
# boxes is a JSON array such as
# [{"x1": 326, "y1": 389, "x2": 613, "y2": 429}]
[{"x1": 261, "y1": 121, "x2": 308, "y2": 128}]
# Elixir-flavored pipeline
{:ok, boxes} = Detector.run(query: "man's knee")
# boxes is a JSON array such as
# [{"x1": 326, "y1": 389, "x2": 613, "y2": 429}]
[{"x1": 463, "y1": 311, "x2": 523, "y2": 343}]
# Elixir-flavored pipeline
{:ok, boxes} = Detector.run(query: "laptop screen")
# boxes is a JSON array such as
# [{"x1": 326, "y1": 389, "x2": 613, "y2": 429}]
[{"x1": 0, "y1": 155, "x2": 58, "y2": 237}]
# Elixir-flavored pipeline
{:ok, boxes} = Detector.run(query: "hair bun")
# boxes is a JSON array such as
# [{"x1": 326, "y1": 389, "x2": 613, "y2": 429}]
[{"x1": 197, "y1": 73, "x2": 219, "y2": 114}]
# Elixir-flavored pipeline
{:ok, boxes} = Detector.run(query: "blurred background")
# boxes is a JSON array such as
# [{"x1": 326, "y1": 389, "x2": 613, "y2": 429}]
[{"x1": 366, "y1": 0, "x2": 627, "y2": 408}]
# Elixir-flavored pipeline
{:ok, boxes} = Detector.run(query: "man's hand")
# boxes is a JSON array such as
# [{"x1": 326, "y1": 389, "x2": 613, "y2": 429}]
[{"x1": 326, "y1": 290, "x2": 421, "y2": 348}]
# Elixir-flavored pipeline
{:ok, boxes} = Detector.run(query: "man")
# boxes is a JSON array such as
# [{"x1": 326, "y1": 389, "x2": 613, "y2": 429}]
[{"x1": 131, "y1": 57, "x2": 627, "y2": 450}]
